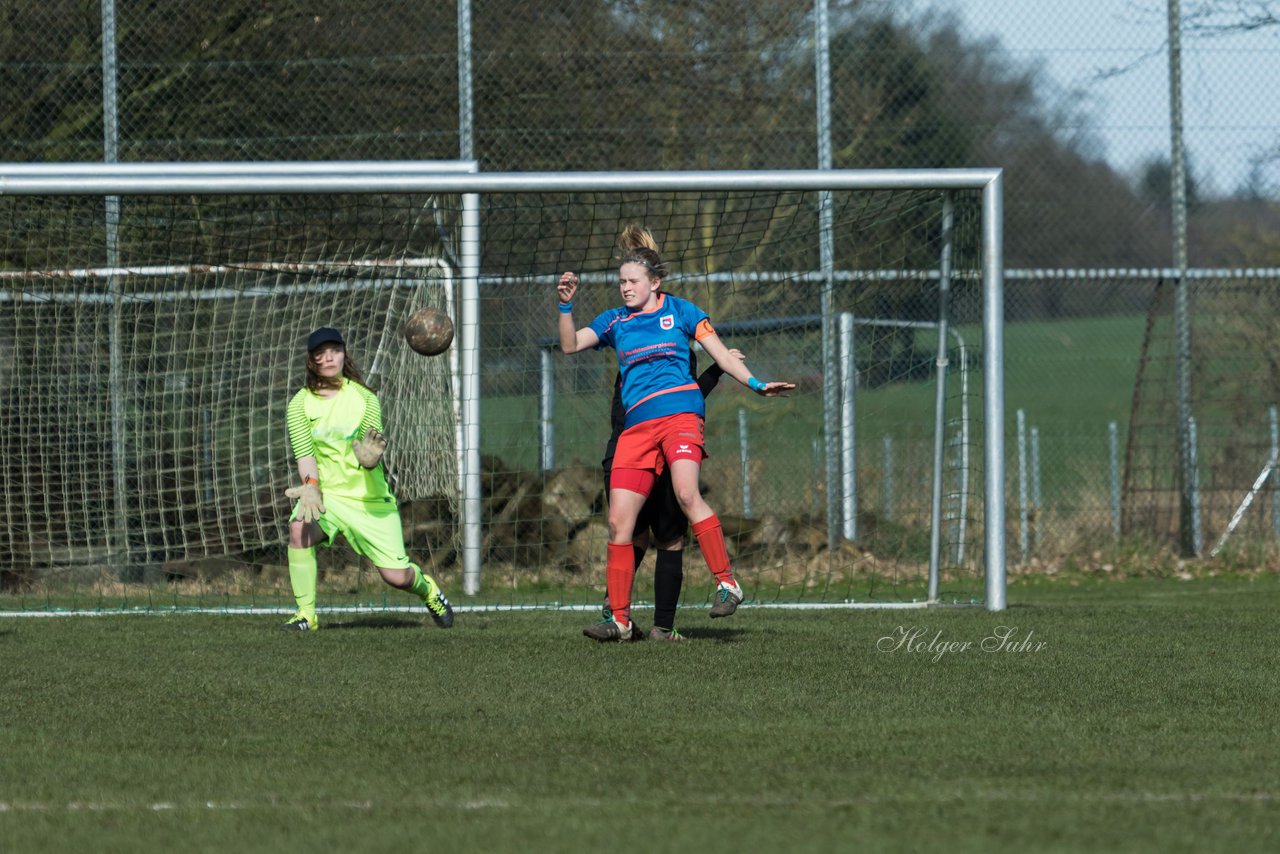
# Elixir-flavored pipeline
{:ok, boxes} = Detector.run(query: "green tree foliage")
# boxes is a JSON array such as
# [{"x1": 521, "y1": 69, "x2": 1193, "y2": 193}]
[
  {"x1": 1139, "y1": 155, "x2": 1201, "y2": 212},
  {"x1": 0, "y1": 0, "x2": 1190, "y2": 274},
  {"x1": 827, "y1": 17, "x2": 977, "y2": 169},
  {"x1": 1192, "y1": 197, "x2": 1280, "y2": 264}
]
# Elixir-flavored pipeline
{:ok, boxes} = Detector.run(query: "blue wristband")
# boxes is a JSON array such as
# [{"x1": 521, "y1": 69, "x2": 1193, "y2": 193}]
[
  {"x1": 748, "y1": 377, "x2": 766, "y2": 392},
  {"x1": 558, "y1": 301, "x2": 574, "y2": 314}
]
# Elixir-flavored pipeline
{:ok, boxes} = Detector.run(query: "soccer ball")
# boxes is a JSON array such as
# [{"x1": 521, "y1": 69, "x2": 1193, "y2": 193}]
[{"x1": 404, "y1": 307, "x2": 454, "y2": 356}]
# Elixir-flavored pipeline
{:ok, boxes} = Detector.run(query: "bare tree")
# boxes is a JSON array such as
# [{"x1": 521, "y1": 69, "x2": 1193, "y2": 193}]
[{"x1": 1180, "y1": 1, "x2": 1280, "y2": 34}]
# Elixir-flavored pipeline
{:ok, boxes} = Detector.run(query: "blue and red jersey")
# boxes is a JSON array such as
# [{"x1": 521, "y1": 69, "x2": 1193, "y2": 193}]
[{"x1": 588, "y1": 292, "x2": 717, "y2": 430}]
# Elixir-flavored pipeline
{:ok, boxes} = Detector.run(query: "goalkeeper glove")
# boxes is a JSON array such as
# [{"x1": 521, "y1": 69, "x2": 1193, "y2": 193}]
[
  {"x1": 352, "y1": 428, "x2": 387, "y2": 469},
  {"x1": 285, "y1": 482, "x2": 326, "y2": 523}
]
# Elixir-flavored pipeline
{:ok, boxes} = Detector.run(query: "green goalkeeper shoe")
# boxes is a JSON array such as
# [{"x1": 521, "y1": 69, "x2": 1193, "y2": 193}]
[
  {"x1": 281, "y1": 613, "x2": 318, "y2": 632},
  {"x1": 421, "y1": 576, "x2": 455, "y2": 629}
]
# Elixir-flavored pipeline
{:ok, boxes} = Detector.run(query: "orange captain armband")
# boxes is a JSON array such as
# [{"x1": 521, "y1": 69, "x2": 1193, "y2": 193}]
[
  {"x1": 694, "y1": 318, "x2": 716, "y2": 340},
  {"x1": 302, "y1": 476, "x2": 319, "y2": 486}
]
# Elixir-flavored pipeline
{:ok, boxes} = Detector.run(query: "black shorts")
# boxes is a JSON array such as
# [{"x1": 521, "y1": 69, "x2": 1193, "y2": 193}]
[{"x1": 604, "y1": 468, "x2": 688, "y2": 546}]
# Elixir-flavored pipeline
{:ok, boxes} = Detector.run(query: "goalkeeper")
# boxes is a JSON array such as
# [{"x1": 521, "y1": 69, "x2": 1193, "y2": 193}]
[{"x1": 280, "y1": 326, "x2": 454, "y2": 632}]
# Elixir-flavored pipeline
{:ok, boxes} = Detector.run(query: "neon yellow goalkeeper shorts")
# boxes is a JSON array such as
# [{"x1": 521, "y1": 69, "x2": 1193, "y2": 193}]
[{"x1": 293, "y1": 492, "x2": 412, "y2": 570}]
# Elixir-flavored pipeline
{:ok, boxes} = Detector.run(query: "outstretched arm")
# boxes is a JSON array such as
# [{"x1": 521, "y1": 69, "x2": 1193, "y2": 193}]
[
  {"x1": 557, "y1": 272, "x2": 601, "y2": 354},
  {"x1": 698, "y1": 332, "x2": 796, "y2": 397}
]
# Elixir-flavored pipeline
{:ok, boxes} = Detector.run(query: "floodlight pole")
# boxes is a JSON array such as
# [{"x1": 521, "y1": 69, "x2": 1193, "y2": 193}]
[
  {"x1": 457, "y1": 0, "x2": 474, "y2": 162},
  {"x1": 101, "y1": 0, "x2": 132, "y2": 576},
  {"x1": 1167, "y1": 0, "x2": 1198, "y2": 556},
  {"x1": 815, "y1": 0, "x2": 842, "y2": 550}
]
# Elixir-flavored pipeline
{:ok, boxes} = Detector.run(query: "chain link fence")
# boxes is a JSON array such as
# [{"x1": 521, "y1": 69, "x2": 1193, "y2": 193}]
[{"x1": 4, "y1": 0, "x2": 1280, "y2": 575}]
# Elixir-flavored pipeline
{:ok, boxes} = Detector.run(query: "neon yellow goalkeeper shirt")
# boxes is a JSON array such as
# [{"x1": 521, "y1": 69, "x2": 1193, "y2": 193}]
[{"x1": 286, "y1": 379, "x2": 390, "y2": 501}]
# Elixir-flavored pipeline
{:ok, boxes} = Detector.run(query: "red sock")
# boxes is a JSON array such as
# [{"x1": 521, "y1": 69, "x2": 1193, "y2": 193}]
[
  {"x1": 691, "y1": 514, "x2": 736, "y2": 588},
  {"x1": 606, "y1": 542, "x2": 635, "y2": 626}
]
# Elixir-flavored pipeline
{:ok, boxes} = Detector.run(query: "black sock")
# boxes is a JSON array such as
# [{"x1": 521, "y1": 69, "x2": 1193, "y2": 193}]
[{"x1": 652, "y1": 549, "x2": 684, "y2": 630}]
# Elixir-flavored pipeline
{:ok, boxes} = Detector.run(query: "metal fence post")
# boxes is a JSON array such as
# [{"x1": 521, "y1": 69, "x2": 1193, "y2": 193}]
[
  {"x1": 1109, "y1": 421, "x2": 1121, "y2": 540},
  {"x1": 1271, "y1": 406, "x2": 1279, "y2": 537},
  {"x1": 1030, "y1": 424, "x2": 1041, "y2": 555},
  {"x1": 839, "y1": 311, "x2": 857, "y2": 540},
  {"x1": 1017, "y1": 408, "x2": 1028, "y2": 564},
  {"x1": 739, "y1": 408, "x2": 753, "y2": 519},
  {"x1": 539, "y1": 348, "x2": 555, "y2": 473}
]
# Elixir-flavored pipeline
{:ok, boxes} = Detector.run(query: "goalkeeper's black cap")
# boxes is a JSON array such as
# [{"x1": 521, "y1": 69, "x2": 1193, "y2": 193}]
[{"x1": 307, "y1": 327, "x2": 345, "y2": 352}]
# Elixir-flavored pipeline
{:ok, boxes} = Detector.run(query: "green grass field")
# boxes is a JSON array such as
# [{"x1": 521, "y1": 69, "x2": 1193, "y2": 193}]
[{"x1": 4, "y1": 575, "x2": 1278, "y2": 853}]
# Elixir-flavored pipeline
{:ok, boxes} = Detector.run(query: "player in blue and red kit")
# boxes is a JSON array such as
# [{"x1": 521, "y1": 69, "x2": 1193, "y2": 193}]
[
  {"x1": 600, "y1": 347, "x2": 744, "y2": 642},
  {"x1": 557, "y1": 225, "x2": 794, "y2": 642}
]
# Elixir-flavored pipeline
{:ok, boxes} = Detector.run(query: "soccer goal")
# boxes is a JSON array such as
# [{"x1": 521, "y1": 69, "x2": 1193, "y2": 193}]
[{"x1": 0, "y1": 163, "x2": 1006, "y2": 614}]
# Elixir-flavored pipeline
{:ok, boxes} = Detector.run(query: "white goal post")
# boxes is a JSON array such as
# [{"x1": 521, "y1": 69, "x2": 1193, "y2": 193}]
[{"x1": 0, "y1": 163, "x2": 1006, "y2": 611}]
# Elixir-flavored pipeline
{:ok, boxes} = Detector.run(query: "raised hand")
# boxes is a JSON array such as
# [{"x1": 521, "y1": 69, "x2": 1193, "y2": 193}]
[
  {"x1": 352, "y1": 428, "x2": 387, "y2": 469},
  {"x1": 557, "y1": 271, "x2": 579, "y2": 305}
]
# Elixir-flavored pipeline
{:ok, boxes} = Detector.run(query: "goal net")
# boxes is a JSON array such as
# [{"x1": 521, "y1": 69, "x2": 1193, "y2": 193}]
[
  {"x1": 0, "y1": 165, "x2": 1004, "y2": 614},
  {"x1": 0, "y1": 172, "x2": 463, "y2": 608}
]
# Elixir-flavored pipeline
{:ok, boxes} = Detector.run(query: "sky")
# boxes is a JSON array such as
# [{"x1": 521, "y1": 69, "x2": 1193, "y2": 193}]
[{"x1": 917, "y1": 0, "x2": 1280, "y2": 196}]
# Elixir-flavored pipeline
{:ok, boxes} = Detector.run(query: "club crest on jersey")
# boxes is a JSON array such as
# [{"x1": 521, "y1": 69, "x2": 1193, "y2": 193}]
[{"x1": 660, "y1": 314, "x2": 675, "y2": 330}]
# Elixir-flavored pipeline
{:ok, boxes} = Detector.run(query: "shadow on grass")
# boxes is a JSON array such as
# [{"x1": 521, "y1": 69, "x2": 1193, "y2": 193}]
[
  {"x1": 674, "y1": 625, "x2": 748, "y2": 643},
  {"x1": 324, "y1": 615, "x2": 429, "y2": 630}
]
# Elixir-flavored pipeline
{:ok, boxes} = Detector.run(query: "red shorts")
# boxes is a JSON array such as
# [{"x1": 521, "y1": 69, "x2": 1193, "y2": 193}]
[{"x1": 612, "y1": 412, "x2": 707, "y2": 476}]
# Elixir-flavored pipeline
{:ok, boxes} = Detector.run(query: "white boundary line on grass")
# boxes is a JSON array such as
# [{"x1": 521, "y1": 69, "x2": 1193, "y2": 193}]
[
  {"x1": 0, "y1": 600, "x2": 971, "y2": 618},
  {"x1": 1, "y1": 790, "x2": 1276, "y2": 814}
]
